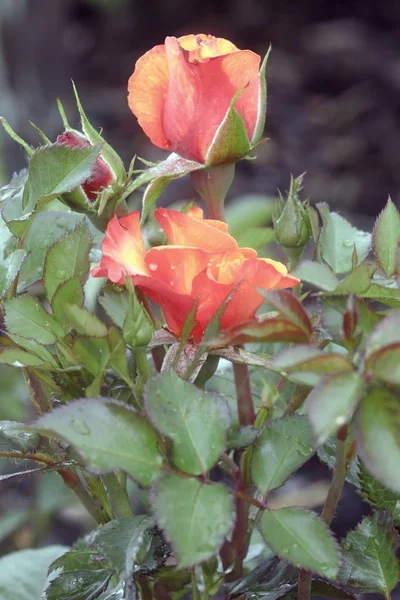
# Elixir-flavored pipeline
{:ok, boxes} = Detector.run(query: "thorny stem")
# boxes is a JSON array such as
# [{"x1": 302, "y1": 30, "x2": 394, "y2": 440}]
[
  {"x1": 297, "y1": 570, "x2": 312, "y2": 600},
  {"x1": 232, "y1": 360, "x2": 255, "y2": 426},
  {"x1": 191, "y1": 568, "x2": 201, "y2": 600},
  {"x1": 297, "y1": 426, "x2": 349, "y2": 600}
]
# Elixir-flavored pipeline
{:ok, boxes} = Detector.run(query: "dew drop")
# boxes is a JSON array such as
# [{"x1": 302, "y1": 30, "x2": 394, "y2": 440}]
[
  {"x1": 343, "y1": 240, "x2": 353, "y2": 248},
  {"x1": 149, "y1": 263, "x2": 158, "y2": 271},
  {"x1": 170, "y1": 265, "x2": 176, "y2": 271},
  {"x1": 170, "y1": 281, "x2": 175, "y2": 286},
  {"x1": 335, "y1": 415, "x2": 346, "y2": 426}
]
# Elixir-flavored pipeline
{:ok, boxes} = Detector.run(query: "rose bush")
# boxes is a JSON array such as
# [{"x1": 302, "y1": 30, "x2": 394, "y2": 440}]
[
  {"x1": 92, "y1": 206, "x2": 299, "y2": 341},
  {"x1": 128, "y1": 34, "x2": 262, "y2": 165}
]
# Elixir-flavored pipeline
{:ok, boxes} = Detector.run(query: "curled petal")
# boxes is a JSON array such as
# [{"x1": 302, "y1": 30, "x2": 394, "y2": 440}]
[
  {"x1": 128, "y1": 45, "x2": 170, "y2": 150},
  {"x1": 92, "y1": 212, "x2": 148, "y2": 284},
  {"x1": 162, "y1": 36, "x2": 260, "y2": 162},
  {"x1": 178, "y1": 34, "x2": 238, "y2": 61},
  {"x1": 155, "y1": 208, "x2": 237, "y2": 252}
]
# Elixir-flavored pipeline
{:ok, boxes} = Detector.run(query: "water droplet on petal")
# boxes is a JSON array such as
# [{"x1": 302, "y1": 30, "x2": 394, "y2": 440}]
[{"x1": 149, "y1": 263, "x2": 158, "y2": 271}]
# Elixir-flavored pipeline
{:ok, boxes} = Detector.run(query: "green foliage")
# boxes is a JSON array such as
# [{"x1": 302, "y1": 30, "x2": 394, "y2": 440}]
[
  {"x1": 152, "y1": 473, "x2": 234, "y2": 568},
  {"x1": 258, "y1": 507, "x2": 341, "y2": 578},
  {"x1": 145, "y1": 370, "x2": 230, "y2": 474},
  {"x1": 340, "y1": 512, "x2": 400, "y2": 597},
  {"x1": 30, "y1": 398, "x2": 164, "y2": 486},
  {"x1": 251, "y1": 415, "x2": 315, "y2": 492},
  {"x1": 372, "y1": 197, "x2": 400, "y2": 277}
]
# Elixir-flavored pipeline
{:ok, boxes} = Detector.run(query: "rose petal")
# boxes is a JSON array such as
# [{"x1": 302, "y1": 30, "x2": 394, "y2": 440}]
[
  {"x1": 145, "y1": 246, "x2": 209, "y2": 294},
  {"x1": 128, "y1": 45, "x2": 170, "y2": 150},
  {"x1": 155, "y1": 208, "x2": 237, "y2": 252}
]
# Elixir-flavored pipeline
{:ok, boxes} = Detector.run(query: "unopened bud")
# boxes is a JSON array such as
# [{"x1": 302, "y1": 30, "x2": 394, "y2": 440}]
[{"x1": 273, "y1": 175, "x2": 311, "y2": 250}]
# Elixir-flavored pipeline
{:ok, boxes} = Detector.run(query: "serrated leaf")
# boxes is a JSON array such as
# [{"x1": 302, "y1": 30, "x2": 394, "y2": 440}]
[
  {"x1": 332, "y1": 263, "x2": 374, "y2": 295},
  {"x1": 306, "y1": 372, "x2": 364, "y2": 445},
  {"x1": 205, "y1": 89, "x2": 251, "y2": 165},
  {"x1": 28, "y1": 143, "x2": 101, "y2": 208},
  {"x1": 356, "y1": 387, "x2": 400, "y2": 494},
  {"x1": 44, "y1": 222, "x2": 91, "y2": 302},
  {"x1": 293, "y1": 260, "x2": 339, "y2": 291},
  {"x1": 51, "y1": 278, "x2": 84, "y2": 328},
  {"x1": 0, "y1": 545, "x2": 68, "y2": 600},
  {"x1": 72, "y1": 81, "x2": 125, "y2": 181},
  {"x1": 260, "y1": 290, "x2": 312, "y2": 338},
  {"x1": 359, "y1": 463, "x2": 400, "y2": 525},
  {"x1": 145, "y1": 370, "x2": 230, "y2": 475},
  {"x1": 18, "y1": 211, "x2": 87, "y2": 291},
  {"x1": 0, "y1": 347, "x2": 51, "y2": 368},
  {"x1": 65, "y1": 305, "x2": 107, "y2": 337},
  {"x1": 0, "y1": 250, "x2": 27, "y2": 298},
  {"x1": 318, "y1": 204, "x2": 371, "y2": 275},
  {"x1": 365, "y1": 312, "x2": 400, "y2": 357},
  {"x1": 72, "y1": 336, "x2": 110, "y2": 377},
  {"x1": 340, "y1": 512, "x2": 399, "y2": 597},
  {"x1": 251, "y1": 416, "x2": 315, "y2": 493},
  {"x1": 373, "y1": 198, "x2": 400, "y2": 277},
  {"x1": 99, "y1": 289, "x2": 129, "y2": 329},
  {"x1": 45, "y1": 569, "x2": 112, "y2": 600},
  {"x1": 274, "y1": 345, "x2": 353, "y2": 387},
  {"x1": 359, "y1": 283, "x2": 400, "y2": 308},
  {"x1": 258, "y1": 507, "x2": 340, "y2": 578},
  {"x1": 365, "y1": 343, "x2": 400, "y2": 385},
  {"x1": 8, "y1": 334, "x2": 59, "y2": 366},
  {"x1": 4, "y1": 296, "x2": 65, "y2": 344},
  {"x1": 30, "y1": 398, "x2": 163, "y2": 487},
  {"x1": 152, "y1": 473, "x2": 234, "y2": 568}
]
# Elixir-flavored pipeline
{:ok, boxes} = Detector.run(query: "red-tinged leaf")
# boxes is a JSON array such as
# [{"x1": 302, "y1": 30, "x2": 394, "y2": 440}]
[
  {"x1": 260, "y1": 289, "x2": 312, "y2": 337},
  {"x1": 365, "y1": 343, "x2": 400, "y2": 385},
  {"x1": 365, "y1": 312, "x2": 400, "y2": 358},
  {"x1": 372, "y1": 197, "x2": 400, "y2": 277},
  {"x1": 217, "y1": 317, "x2": 310, "y2": 346},
  {"x1": 343, "y1": 295, "x2": 358, "y2": 341},
  {"x1": 274, "y1": 345, "x2": 353, "y2": 375}
]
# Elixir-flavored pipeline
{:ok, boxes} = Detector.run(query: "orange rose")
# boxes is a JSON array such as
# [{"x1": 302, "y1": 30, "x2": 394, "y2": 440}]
[
  {"x1": 92, "y1": 207, "x2": 299, "y2": 342},
  {"x1": 128, "y1": 34, "x2": 262, "y2": 165}
]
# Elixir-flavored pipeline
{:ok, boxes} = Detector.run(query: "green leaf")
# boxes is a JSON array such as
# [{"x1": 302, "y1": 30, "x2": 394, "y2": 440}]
[
  {"x1": 0, "y1": 170, "x2": 31, "y2": 238},
  {"x1": 0, "y1": 250, "x2": 27, "y2": 298},
  {"x1": 72, "y1": 336, "x2": 110, "y2": 376},
  {"x1": 251, "y1": 415, "x2": 315, "y2": 493},
  {"x1": 318, "y1": 204, "x2": 371, "y2": 275},
  {"x1": 0, "y1": 420, "x2": 40, "y2": 452},
  {"x1": 28, "y1": 143, "x2": 101, "y2": 208},
  {"x1": 72, "y1": 81, "x2": 125, "y2": 181},
  {"x1": 365, "y1": 343, "x2": 400, "y2": 385},
  {"x1": 124, "y1": 153, "x2": 203, "y2": 223},
  {"x1": 43, "y1": 222, "x2": 91, "y2": 302},
  {"x1": 8, "y1": 334, "x2": 59, "y2": 366},
  {"x1": 317, "y1": 436, "x2": 360, "y2": 488},
  {"x1": 340, "y1": 512, "x2": 399, "y2": 597},
  {"x1": 373, "y1": 197, "x2": 400, "y2": 277},
  {"x1": 359, "y1": 283, "x2": 400, "y2": 308},
  {"x1": 321, "y1": 297, "x2": 380, "y2": 344},
  {"x1": 332, "y1": 263, "x2": 374, "y2": 295},
  {"x1": 273, "y1": 345, "x2": 354, "y2": 386},
  {"x1": 306, "y1": 372, "x2": 364, "y2": 445},
  {"x1": 226, "y1": 195, "x2": 274, "y2": 239},
  {"x1": 145, "y1": 370, "x2": 230, "y2": 475},
  {"x1": 219, "y1": 317, "x2": 311, "y2": 345},
  {"x1": 18, "y1": 211, "x2": 88, "y2": 291},
  {"x1": 356, "y1": 387, "x2": 400, "y2": 494},
  {"x1": 99, "y1": 289, "x2": 128, "y2": 329},
  {"x1": 30, "y1": 398, "x2": 163, "y2": 487},
  {"x1": 152, "y1": 473, "x2": 234, "y2": 568},
  {"x1": 251, "y1": 46, "x2": 271, "y2": 145},
  {"x1": 293, "y1": 260, "x2": 339, "y2": 292},
  {"x1": 205, "y1": 89, "x2": 251, "y2": 165},
  {"x1": 237, "y1": 226, "x2": 275, "y2": 250},
  {"x1": 65, "y1": 305, "x2": 108, "y2": 337},
  {"x1": 260, "y1": 290, "x2": 312, "y2": 338},
  {"x1": 4, "y1": 296, "x2": 65, "y2": 344},
  {"x1": 51, "y1": 278, "x2": 84, "y2": 328},
  {"x1": 0, "y1": 545, "x2": 68, "y2": 600},
  {"x1": 359, "y1": 463, "x2": 400, "y2": 525},
  {"x1": 258, "y1": 507, "x2": 340, "y2": 578},
  {"x1": 45, "y1": 569, "x2": 112, "y2": 600},
  {"x1": 365, "y1": 312, "x2": 400, "y2": 357}
]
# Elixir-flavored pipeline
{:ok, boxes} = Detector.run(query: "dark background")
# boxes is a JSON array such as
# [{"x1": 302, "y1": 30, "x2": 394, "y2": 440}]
[{"x1": 2, "y1": 0, "x2": 400, "y2": 220}]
